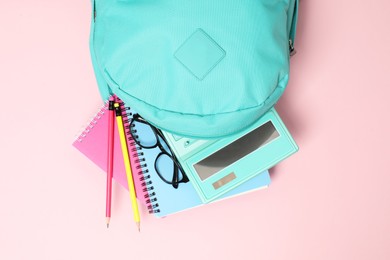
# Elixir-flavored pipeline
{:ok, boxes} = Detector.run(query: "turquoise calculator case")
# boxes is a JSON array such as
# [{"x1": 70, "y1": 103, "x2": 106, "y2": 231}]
[{"x1": 162, "y1": 108, "x2": 298, "y2": 203}]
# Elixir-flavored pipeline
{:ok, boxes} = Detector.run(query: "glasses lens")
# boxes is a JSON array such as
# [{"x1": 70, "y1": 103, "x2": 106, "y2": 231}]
[
  {"x1": 130, "y1": 118, "x2": 158, "y2": 148},
  {"x1": 155, "y1": 152, "x2": 186, "y2": 184}
]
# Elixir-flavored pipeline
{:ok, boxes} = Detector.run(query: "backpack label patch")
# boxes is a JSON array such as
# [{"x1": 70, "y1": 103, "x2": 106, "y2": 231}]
[{"x1": 174, "y1": 28, "x2": 226, "y2": 80}]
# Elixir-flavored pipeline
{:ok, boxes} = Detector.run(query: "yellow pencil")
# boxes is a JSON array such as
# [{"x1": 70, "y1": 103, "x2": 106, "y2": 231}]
[{"x1": 114, "y1": 103, "x2": 141, "y2": 232}]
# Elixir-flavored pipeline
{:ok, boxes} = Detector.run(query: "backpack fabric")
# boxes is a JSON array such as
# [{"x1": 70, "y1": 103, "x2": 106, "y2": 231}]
[{"x1": 90, "y1": 0, "x2": 299, "y2": 139}]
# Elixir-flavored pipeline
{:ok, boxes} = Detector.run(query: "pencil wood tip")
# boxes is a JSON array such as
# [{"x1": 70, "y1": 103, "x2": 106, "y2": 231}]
[
  {"x1": 136, "y1": 222, "x2": 141, "y2": 232},
  {"x1": 106, "y1": 217, "x2": 110, "y2": 228}
]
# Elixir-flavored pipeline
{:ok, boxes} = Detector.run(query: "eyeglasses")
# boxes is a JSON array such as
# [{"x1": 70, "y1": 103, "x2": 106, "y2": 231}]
[{"x1": 129, "y1": 114, "x2": 189, "y2": 189}]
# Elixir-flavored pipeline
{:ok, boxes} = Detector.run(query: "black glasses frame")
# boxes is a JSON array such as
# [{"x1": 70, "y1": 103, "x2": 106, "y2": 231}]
[{"x1": 129, "y1": 114, "x2": 189, "y2": 189}]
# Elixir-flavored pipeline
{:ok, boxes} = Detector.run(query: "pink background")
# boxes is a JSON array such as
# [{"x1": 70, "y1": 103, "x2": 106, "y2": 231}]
[{"x1": 1, "y1": 1, "x2": 390, "y2": 259}]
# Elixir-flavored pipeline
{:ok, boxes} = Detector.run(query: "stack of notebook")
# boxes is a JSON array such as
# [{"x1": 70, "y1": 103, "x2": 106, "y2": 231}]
[{"x1": 73, "y1": 96, "x2": 297, "y2": 217}]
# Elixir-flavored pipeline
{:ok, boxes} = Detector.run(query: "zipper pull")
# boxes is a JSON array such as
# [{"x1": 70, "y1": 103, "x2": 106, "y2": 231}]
[
  {"x1": 93, "y1": 1, "x2": 97, "y2": 22},
  {"x1": 289, "y1": 39, "x2": 297, "y2": 56}
]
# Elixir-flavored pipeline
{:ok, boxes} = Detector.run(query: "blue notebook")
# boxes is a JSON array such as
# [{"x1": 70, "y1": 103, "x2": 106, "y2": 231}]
[
  {"x1": 132, "y1": 109, "x2": 271, "y2": 217},
  {"x1": 138, "y1": 143, "x2": 271, "y2": 217}
]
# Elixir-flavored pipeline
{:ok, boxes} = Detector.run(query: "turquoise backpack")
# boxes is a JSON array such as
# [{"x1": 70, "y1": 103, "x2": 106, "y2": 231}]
[{"x1": 90, "y1": 0, "x2": 299, "y2": 139}]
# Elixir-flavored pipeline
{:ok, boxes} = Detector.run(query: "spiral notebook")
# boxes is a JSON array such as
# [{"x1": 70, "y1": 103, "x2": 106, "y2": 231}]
[
  {"x1": 73, "y1": 100, "x2": 151, "y2": 207},
  {"x1": 73, "y1": 97, "x2": 271, "y2": 217}
]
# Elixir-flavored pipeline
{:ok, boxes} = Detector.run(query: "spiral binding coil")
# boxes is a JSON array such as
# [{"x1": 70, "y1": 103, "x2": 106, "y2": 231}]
[
  {"x1": 118, "y1": 99, "x2": 160, "y2": 214},
  {"x1": 73, "y1": 101, "x2": 108, "y2": 143}
]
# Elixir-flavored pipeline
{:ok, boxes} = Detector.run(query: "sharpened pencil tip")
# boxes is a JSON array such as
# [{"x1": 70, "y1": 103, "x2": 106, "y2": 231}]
[
  {"x1": 137, "y1": 222, "x2": 140, "y2": 232},
  {"x1": 106, "y1": 217, "x2": 110, "y2": 228}
]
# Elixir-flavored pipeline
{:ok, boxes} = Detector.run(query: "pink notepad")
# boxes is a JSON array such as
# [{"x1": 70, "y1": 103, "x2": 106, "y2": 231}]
[{"x1": 73, "y1": 100, "x2": 149, "y2": 206}]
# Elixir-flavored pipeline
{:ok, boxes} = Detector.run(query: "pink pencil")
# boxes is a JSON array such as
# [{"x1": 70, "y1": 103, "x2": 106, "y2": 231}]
[{"x1": 106, "y1": 96, "x2": 115, "y2": 228}]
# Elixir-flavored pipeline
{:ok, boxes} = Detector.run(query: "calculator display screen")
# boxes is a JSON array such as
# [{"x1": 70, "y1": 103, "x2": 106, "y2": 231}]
[{"x1": 193, "y1": 121, "x2": 279, "y2": 181}]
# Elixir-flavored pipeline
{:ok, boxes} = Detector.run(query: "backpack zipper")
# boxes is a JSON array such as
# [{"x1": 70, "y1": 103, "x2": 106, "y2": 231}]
[
  {"x1": 93, "y1": 0, "x2": 96, "y2": 22},
  {"x1": 289, "y1": 39, "x2": 296, "y2": 56}
]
